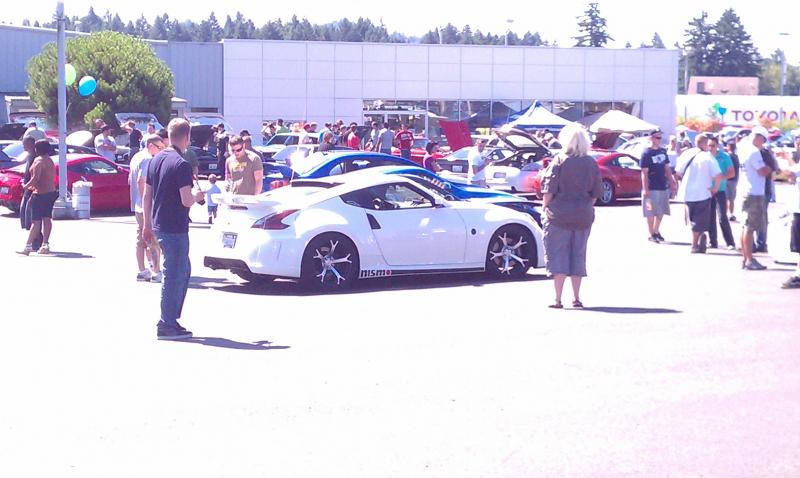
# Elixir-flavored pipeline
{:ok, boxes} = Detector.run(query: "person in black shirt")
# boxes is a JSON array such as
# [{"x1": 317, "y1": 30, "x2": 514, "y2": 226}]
[
  {"x1": 126, "y1": 121, "x2": 142, "y2": 159},
  {"x1": 142, "y1": 118, "x2": 205, "y2": 341},
  {"x1": 215, "y1": 123, "x2": 229, "y2": 173},
  {"x1": 640, "y1": 130, "x2": 677, "y2": 242}
]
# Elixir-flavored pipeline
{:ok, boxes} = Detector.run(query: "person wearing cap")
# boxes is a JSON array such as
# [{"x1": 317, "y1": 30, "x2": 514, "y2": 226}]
[
  {"x1": 737, "y1": 126, "x2": 773, "y2": 270},
  {"x1": 22, "y1": 121, "x2": 46, "y2": 142},
  {"x1": 422, "y1": 141, "x2": 441, "y2": 172},
  {"x1": 94, "y1": 124, "x2": 117, "y2": 163},
  {"x1": 640, "y1": 129, "x2": 676, "y2": 243},
  {"x1": 674, "y1": 133, "x2": 723, "y2": 254},
  {"x1": 129, "y1": 134, "x2": 165, "y2": 283}
]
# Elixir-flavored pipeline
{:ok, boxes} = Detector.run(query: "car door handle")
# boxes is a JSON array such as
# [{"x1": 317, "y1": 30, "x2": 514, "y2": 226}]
[{"x1": 366, "y1": 213, "x2": 381, "y2": 230}]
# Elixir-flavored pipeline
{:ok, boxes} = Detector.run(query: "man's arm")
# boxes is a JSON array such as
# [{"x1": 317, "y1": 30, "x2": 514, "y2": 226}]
[
  {"x1": 641, "y1": 168, "x2": 650, "y2": 197},
  {"x1": 665, "y1": 164, "x2": 678, "y2": 192},
  {"x1": 253, "y1": 157, "x2": 264, "y2": 194},
  {"x1": 23, "y1": 161, "x2": 39, "y2": 190},
  {"x1": 710, "y1": 174, "x2": 723, "y2": 194},
  {"x1": 756, "y1": 165, "x2": 772, "y2": 177},
  {"x1": 142, "y1": 183, "x2": 155, "y2": 243}
]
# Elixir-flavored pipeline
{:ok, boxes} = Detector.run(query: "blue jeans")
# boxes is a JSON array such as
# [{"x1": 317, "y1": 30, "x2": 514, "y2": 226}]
[
  {"x1": 400, "y1": 149, "x2": 411, "y2": 160},
  {"x1": 156, "y1": 232, "x2": 191, "y2": 328}
]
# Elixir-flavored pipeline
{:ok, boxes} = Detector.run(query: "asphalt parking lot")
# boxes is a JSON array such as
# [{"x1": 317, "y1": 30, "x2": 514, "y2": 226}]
[{"x1": 1, "y1": 186, "x2": 798, "y2": 478}]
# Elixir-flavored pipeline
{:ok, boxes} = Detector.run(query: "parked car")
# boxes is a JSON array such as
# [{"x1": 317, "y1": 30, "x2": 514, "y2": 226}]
[
  {"x1": 0, "y1": 153, "x2": 130, "y2": 213},
  {"x1": 2, "y1": 140, "x2": 95, "y2": 167},
  {"x1": 203, "y1": 173, "x2": 544, "y2": 289},
  {"x1": 255, "y1": 133, "x2": 319, "y2": 160},
  {"x1": 66, "y1": 130, "x2": 130, "y2": 163},
  {"x1": 390, "y1": 136, "x2": 444, "y2": 165},
  {"x1": 531, "y1": 152, "x2": 642, "y2": 205}
]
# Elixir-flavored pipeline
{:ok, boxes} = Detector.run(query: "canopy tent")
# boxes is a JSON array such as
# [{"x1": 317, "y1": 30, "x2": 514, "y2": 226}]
[
  {"x1": 505, "y1": 101, "x2": 573, "y2": 131},
  {"x1": 579, "y1": 110, "x2": 658, "y2": 134}
]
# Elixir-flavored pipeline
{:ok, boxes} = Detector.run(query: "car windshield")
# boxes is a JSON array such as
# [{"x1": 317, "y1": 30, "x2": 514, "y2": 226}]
[
  {"x1": 266, "y1": 134, "x2": 294, "y2": 146},
  {"x1": 272, "y1": 145, "x2": 315, "y2": 163},
  {"x1": 400, "y1": 174, "x2": 461, "y2": 200},
  {"x1": 412, "y1": 138, "x2": 427, "y2": 149}
]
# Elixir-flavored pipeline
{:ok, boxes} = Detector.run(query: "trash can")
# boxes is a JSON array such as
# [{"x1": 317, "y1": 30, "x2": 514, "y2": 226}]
[{"x1": 71, "y1": 181, "x2": 92, "y2": 219}]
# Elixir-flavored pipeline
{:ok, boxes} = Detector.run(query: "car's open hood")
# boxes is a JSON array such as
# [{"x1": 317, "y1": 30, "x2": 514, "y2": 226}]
[{"x1": 493, "y1": 127, "x2": 550, "y2": 152}]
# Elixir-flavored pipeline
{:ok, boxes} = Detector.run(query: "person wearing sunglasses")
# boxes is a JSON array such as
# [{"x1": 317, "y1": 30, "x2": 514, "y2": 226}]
[
  {"x1": 641, "y1": 129, "x2": 677, "y2": 243},
  {"x1": 225, "y1": 135, "x2": 264, "y2": 195}
]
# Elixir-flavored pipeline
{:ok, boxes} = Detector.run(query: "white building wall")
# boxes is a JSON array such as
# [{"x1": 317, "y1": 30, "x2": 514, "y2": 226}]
[{"x1": 223, "y1": 39, "x2": 679, "y2": 135}]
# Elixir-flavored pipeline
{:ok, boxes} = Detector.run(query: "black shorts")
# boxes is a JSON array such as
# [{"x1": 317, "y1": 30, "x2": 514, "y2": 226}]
[
  {"x1": 30, "y1": 191, "x2": 58, "y2": 220},
  {"x1": 686, "y1": 198, "x2": 712, "y2": 233},
  {"x1": 791, "y1": 213, "x2": 800, "y2": 253}
]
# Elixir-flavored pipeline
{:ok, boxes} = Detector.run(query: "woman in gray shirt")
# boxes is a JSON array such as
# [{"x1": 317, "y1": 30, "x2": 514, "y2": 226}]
[{"x1": 540, "y1": 124, "x2": 602, "y2": 309}]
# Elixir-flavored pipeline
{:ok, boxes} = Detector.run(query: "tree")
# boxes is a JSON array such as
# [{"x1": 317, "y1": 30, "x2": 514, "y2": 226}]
[
  {"x1": 683, "y1": 11, "x2": 715, "y2": 76},
  {"x1": 574, "y1": 3, "x2": 613, "y2": 47},
  {"x1": 79, "y1": 7, "x2": 103, "y2": 33},
  {"x1": 759, "y1": 52, "x2": 800, "y2": 95},
  {"x1": 27, "y1": 31, "x2": 174, "y2": 129},
  {"x1": 710, "y1": 9, "x2": 760, "y2": 76},
  {"x1": 134, "y1": 15, "x2": 150, "y2": 38},
  {"x1": 150, "y1": 14, "x2": 169, "y2": 40},
  {"x1": 109, "y1": 14, "x2": 125, "y2": 33},
  {"x1": 651, "y1": 33, "x2": 665, "y2": 48},
  {"x1": 22, "y1": 19, "x2": 30, "y2": 27}
]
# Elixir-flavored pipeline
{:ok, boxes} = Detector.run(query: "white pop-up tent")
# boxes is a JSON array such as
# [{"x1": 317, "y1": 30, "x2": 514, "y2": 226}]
[{"x1": 580, "y1": 110, "x2": 658, "y2": 133}]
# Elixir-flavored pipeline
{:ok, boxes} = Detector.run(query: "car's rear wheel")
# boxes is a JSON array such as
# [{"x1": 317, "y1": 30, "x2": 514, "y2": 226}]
[
  {"x1": 300, "y1": 233, "x2": 360, "y2": 291},
  {"x1": 233, "y1": 270, "x2": 275, "y2": 285},
  {"x1": 599, "y1": 179, "x2": 615, "y2": 206},
  {"x1": 485, "y1": 225, "x2": 535, "y2": 278}
]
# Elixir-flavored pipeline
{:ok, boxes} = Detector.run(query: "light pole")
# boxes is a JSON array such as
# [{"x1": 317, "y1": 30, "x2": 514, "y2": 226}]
[
  {"x1": 53, "y1": 1, "x2": 72, "y2": 218},
  {"x1": 779, "y1": 32, "x2": 789, "y2": 97},
  {"x1": 505, "y1": 19, "x2": 514, "y2": 46}
]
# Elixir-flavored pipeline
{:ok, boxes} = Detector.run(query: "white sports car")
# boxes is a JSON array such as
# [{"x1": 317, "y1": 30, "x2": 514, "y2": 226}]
[{"x1": 204, "y1": 174, "x2": 544, "y2": 291}]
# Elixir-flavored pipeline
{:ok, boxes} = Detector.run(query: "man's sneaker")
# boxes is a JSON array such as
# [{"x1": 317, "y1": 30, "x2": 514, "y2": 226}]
[
  {"x1": 698, "y1": 234, "x2": 707, "y2": 253},
  {"x1": 150, "y1": 272, "x2": 163, "y2": 283},
  {"x1": 37, "y1": 243, "x2": 50, "y2": 255},
  {"x1": 208, "y1": 217, "x2": 213, "y2": 224},
  {"x1": 744, "y1": 260, "x2": 767, "y2": 271},
  {"x1": 729, "y1": 215, "x2": 737, "y2": 222},
  {"x1": 781, "y1": 276, "x2": 800, "y2": 289},
  {"x1": 690, "y1": 247, "x2": 703, "y2": 254},
  {"x1": 655, "y1": 233, "x2": 665, "y2": 242},
  {"x1": 136, "y1": 270, "x2": 152, "y2": 281},
  {"x1": 648, "y1": 235, "x2": 659, "y2": 243},
  {"x1": 16, "y1": 245, "x2": 33, "y2": 256},
  {"x1": 157, "y1": 325, "x2": 193, "y2": 341}
]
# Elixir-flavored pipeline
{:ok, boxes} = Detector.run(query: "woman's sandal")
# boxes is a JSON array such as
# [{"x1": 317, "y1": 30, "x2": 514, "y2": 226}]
[
  {"x1": 548, "y1": 302, "x2": 563, "y2": 309},
  {"x1": 572, "y1": 300, "x2": 584, "y2": 309}
]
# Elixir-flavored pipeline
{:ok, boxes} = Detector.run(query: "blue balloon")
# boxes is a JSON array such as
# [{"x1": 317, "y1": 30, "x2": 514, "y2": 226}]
[{"x1": 78, "y1": 76, "x2": 97, "y2": 96}]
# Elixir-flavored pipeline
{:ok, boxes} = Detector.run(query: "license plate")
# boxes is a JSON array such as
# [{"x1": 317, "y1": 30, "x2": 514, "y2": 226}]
[
  {"x1": 0, "y1": 186, "x2": 8, "y2": 195},
  {"x1": 208, "y1": 164, "x2": 217, "y2": 170},
  {"x1": 493, "y1": 172, "x2": 507, "y2": 178},
  {"x1": 223, "y1": 233, "x2": 237, "y2": 248},
  {"x1": 452, "y1": 165, "x2": 463, "y2": 173}
]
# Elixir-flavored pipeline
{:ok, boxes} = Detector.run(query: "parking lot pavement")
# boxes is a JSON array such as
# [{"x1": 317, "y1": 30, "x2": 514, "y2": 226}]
[{"x1": 1, "y1": 186, "x2": 798, "y2": 478}]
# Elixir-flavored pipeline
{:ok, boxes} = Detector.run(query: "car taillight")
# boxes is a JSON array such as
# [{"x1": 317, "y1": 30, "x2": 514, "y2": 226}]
[
  {"x1": 269, "y1": 179, "x2": 288, "y2": 190},
  {"x1": 252, "y1": 209, "x2": 299, "y2": 229}
]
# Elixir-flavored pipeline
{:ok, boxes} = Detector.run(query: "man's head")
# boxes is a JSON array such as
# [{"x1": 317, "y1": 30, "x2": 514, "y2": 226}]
[
  {"x1": 350, "y1": 124, "x2": 357, "y2": 132},
  {"x1": 303, "y1": 123, "x2": 312, "y2": 132},
  {"x1": 324, "y1": 122, "x2": 332, "y2": 129},
  {"x1": 425, "y1": 141, "x2": 439, "y2": 154},
  {"x1": 323, "y1": 132, "x2": 334, "y2": 144},
  {"x1": 208, "y1": 173, "x2": 218, "y2": 184},
  {"x1": 126, "y1": 120, "x2": 136, "y2": 131},
  {"x1": 708, "y1": 135, "x2": 720, "y2": 154},
  {"x1": 146, "y1": 122, "x2": 155, "y2": 134},
  {"x1": 750, "y1": 126, "x2": 769, "y2": 148},
  {"x1": 371, "y1": 121, "x2": 378, "y2": 129},
  {"x1": 648, "y1": 129, "x2": 663, "y2": 148},
  {"x1": 28, "y1": 121, "x2": 37, "y2": 128},
  {"x1": 144, "y1": 134, "x2": 165, "y2": 156},
  {"x1": 277, "y1": 118, "x2": 284, "y2": 126},
  {"x1": 309, "y1": 122, "x2": 318, "y2": 132},
  {"x1": 695, "y1": 133, "x2": 709, "y2": 151},
  {"x1": 22, "y1": 136, "x2": 36, "y2": 152},
  {"x1": 476, "y1": 139, "x2": 486, "y2": 152},
  {"x1": 101, "y1": 124, "x2": 112, "y2": 136},
  {"x1": 400, "y1": 123, "x2": 408, "y2": 130},
  {"x1": 167, "y1": 118, "x2": 190, "y2": 150},
  {"x1": 216, "y1": 123, "x2": 225, "y2": 132},
  {"x1": 34, "y1": 139, "x2": 50, "y2": 157},
  {"x1": 157, "y1": 128, "x2": 170, "y2": 147},
  {"x1": 228, "y1": 135, "x2": 247, "y2": 158}
]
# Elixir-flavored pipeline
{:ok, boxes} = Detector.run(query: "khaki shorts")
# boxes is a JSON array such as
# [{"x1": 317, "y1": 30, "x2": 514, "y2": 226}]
[{"x1": 742, "y1": 195, "x2": 766, "y2": 232}]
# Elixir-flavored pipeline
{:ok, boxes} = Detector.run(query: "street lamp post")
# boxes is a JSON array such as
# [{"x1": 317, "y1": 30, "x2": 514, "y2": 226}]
[
  {"x1": 779, "y1": 32, "x2": 789, "y2": 97},
  {"x1": 53, "y1": 1, "x2": 73, "y2": 219}
]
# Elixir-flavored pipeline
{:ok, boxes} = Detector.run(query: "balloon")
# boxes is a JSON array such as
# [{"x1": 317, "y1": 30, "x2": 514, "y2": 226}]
[
  {"x1": 713, "y1": 102, "x2": 721, "y2": 111},
  {"x1": 65, "y1": 64, "x2": 76, "y2": 86},
  {"x1": 78, "y1": 76, "x2": 97, "y2": 96},
  {"x1": 718, "y1": 107, "x2": 727, "y2": 116}
]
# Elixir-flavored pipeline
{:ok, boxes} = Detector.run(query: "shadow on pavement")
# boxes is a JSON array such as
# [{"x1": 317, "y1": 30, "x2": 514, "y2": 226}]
[
  {"x1": 213, "y1": 272, "x2": 549, "y2": 297},
  {"x1": 582, "y1": 306, "x2": 681, "y2": 314},
  {"x1": 179, "y1": 337, "x2": 290, "y2": 351},
  {"x1": 30, "y1": 251, "x2": 94, "y2": 259},
  {"x1": 189, "y1": 276, "x2": 233, "y2": 290}
]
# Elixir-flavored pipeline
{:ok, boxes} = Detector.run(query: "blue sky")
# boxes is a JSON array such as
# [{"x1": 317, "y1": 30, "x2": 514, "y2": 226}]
[{"x1": 14, "y1": 0, "x2": 799, "y2": 62}]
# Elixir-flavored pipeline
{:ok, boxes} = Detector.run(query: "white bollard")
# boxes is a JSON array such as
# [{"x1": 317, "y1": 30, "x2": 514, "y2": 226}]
[{"x1": 71, "y1": 180, "x2": 92, "y2": 219}]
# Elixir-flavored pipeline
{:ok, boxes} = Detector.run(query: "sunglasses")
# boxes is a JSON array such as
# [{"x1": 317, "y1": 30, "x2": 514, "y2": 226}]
[{"x1": 232, "y1": 146, "x2": 244, "y2": 153}]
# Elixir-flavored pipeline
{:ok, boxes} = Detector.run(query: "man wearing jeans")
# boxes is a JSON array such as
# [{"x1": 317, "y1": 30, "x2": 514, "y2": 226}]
[
  {"x1": 142, "y1": 118, "x2": 204, "y2": 340},
  {"x1": 707, "y1": 136, "x2": 736, "y2": 249}
]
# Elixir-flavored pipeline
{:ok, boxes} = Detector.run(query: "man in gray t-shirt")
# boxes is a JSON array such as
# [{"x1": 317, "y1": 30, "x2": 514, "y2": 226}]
[{"x1": 93, "y1": 125, "x2": 117, "y2": 163}]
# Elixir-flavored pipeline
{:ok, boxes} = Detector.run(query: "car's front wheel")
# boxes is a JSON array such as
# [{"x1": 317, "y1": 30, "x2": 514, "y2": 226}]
[
  {"x1": 485, "y1": 225, "x2": 535, "y2": 278},
  {"x1": 300, "y1": 233, "x2": 360, "y2": 291}
]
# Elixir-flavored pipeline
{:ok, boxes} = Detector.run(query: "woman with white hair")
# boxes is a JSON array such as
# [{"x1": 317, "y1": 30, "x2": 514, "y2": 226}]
[{"x1": 540, "y1": 123, "x2": 603, "y2": 309}]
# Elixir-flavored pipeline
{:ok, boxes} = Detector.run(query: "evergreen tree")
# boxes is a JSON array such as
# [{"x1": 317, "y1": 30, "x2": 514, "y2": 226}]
[
  {"x1": 420, "y1": 29, "x2": 440, "y2": 44},
  {"x1": 125, "y1": 21, "x2": 136, "y2": 36},
  {"x1": 625, "y1": 41, "x2": 632, "y2": 48},
  {"x1": 651, "y1": 33, "x2": 665, "y2": 48},
  {"x1": 150, "y1": 14, "x2": 169, "y2": 40},
  {"x1": 521, "y1": 32, "x2": 545, "y2": 46},
  {"x1": 206, "y1": 13, "x2": 223, "y2": 42},
  {"x1": 22, "y1": 19, "x2": 30, "y2": 27},
  {"x1": 110, "y1": 14, "x2": 125, "y2": 33},
  {"x1": 440, "y1": 23, "x2": 460, "y2": 44},
  {"x1": 222, "y1": 15, "x2": 235, "y2": 39},
  {"x1": 460, "y1": 25, "x2": 474, "y2": 44},
  {"x1": 710, "y1": 9, "x2": 760, "y2": 76},
  {"x1": 79, "y1": 7, "x2": 103, "y2": 33},
  {"x1": 574, "y1": 3, "x2": 613, "y2": 47},
  {"x1": 683, "y1": 11, "x2": 715, "y2": 76},
  {"x1": 259, "y1": 20, "x2": 283, "y2": 40},
  {"x1": 33, "y1": 21, "x2": 40, "y2": 28}
]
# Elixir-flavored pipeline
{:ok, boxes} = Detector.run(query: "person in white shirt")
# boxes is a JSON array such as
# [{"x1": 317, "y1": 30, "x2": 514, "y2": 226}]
[
  {"x1": 737, "y1": 126, "x2": 773, "y2": 270},
  {"x1": 781, "y1": 161, "x2": 800, "y2": 288},
  {"x1": 93, "y1": 124, "x2": 117, "y2": 163},
  {"x1": 128, "y1": 134, "x2": 164, "y2": 282},
  {"x1": 22, "y1": 121, "x2": 46, "y2": 141},
  {"x1": 376, "y1": 123, "x2": 395, "y2": 154},
  {"x1": 468, "y1": 140, "x2": 489, "y2": 187},
  {"x1": 674, "y1": 133, "x2": 723, "y2": 253}
]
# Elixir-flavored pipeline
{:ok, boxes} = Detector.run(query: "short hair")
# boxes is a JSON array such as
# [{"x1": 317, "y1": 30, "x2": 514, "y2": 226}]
[
  {"x1": 147, "y1": 122, "x2": 155, "y2": 128},
  {"x1": 34, "y1": 139, "x2": 50, "y2": 156},
  {"x1": 127, "y1": 120, "x2": 136, "y2": 128},
  {"x1": 708, "y1": 135, "x2": 720, "y2": 145},
  {"x1": 167, "y1": 118, "x2": 190, "y2": 142},
  {"x1": 22, "y1": 136, "x2": 36, "y2": 146},
  {"x1": 277, "y1": 118, "x2": 284, "y2": 124},
  {"x1": 216, "y1": 123, "x2": 225, "y2": 130},
  {"x1": 325, "y1": 122, "x2": 332, "y2": 128},
  {"x1": 323, "y1": 131, "x2": 334, "y2": 142},
  {"x1": 101, "y1": 124, "x2": 112, "y2": 132},
  {"x1": 425, "y1": 141, "x2": 438, "y2": 153},
  {"x1": 157, "y1": 128, "x2": 168, "y2": 140},
  {"x1": 695, "y1": 133, "x2": 709, "y2": 148},
  {"x1": 143, "y1": 134, "x2": 163, "y2": 147},
  {"x1": 229, "y1": 135, "x2": 244, "y2": 147},
  {"x1": 239, "y1": 129, "x2": 250, "y2": 136},
  {"x1": 28, "y1": 121, "x2": 37, "y2": 127},
  {"x1": 557, "y1": 123, "x2": 591, "y2": 157},
  {"x1": 383, "y1": 122, "x2": 390, "y2": 128}
]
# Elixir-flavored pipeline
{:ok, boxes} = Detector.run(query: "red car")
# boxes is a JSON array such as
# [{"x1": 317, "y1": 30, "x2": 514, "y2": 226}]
[
  {"x1": 0, "y1": 154, "x2": 130, "y2": 213},
  {"x1": 391, "y1": 137, "x2": 444, "y2": 165},
  {"x1": 531, "y1": 152, "x2": 642, "y2": 206}
]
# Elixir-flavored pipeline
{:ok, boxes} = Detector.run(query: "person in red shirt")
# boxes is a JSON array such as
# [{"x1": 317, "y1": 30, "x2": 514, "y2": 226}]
[
  {"x1": 346, "y1": 124, "x2": 361, "y2": 150},
  {"x1": 395, "y1": 123, "x2": 414, "y2": 160}
]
